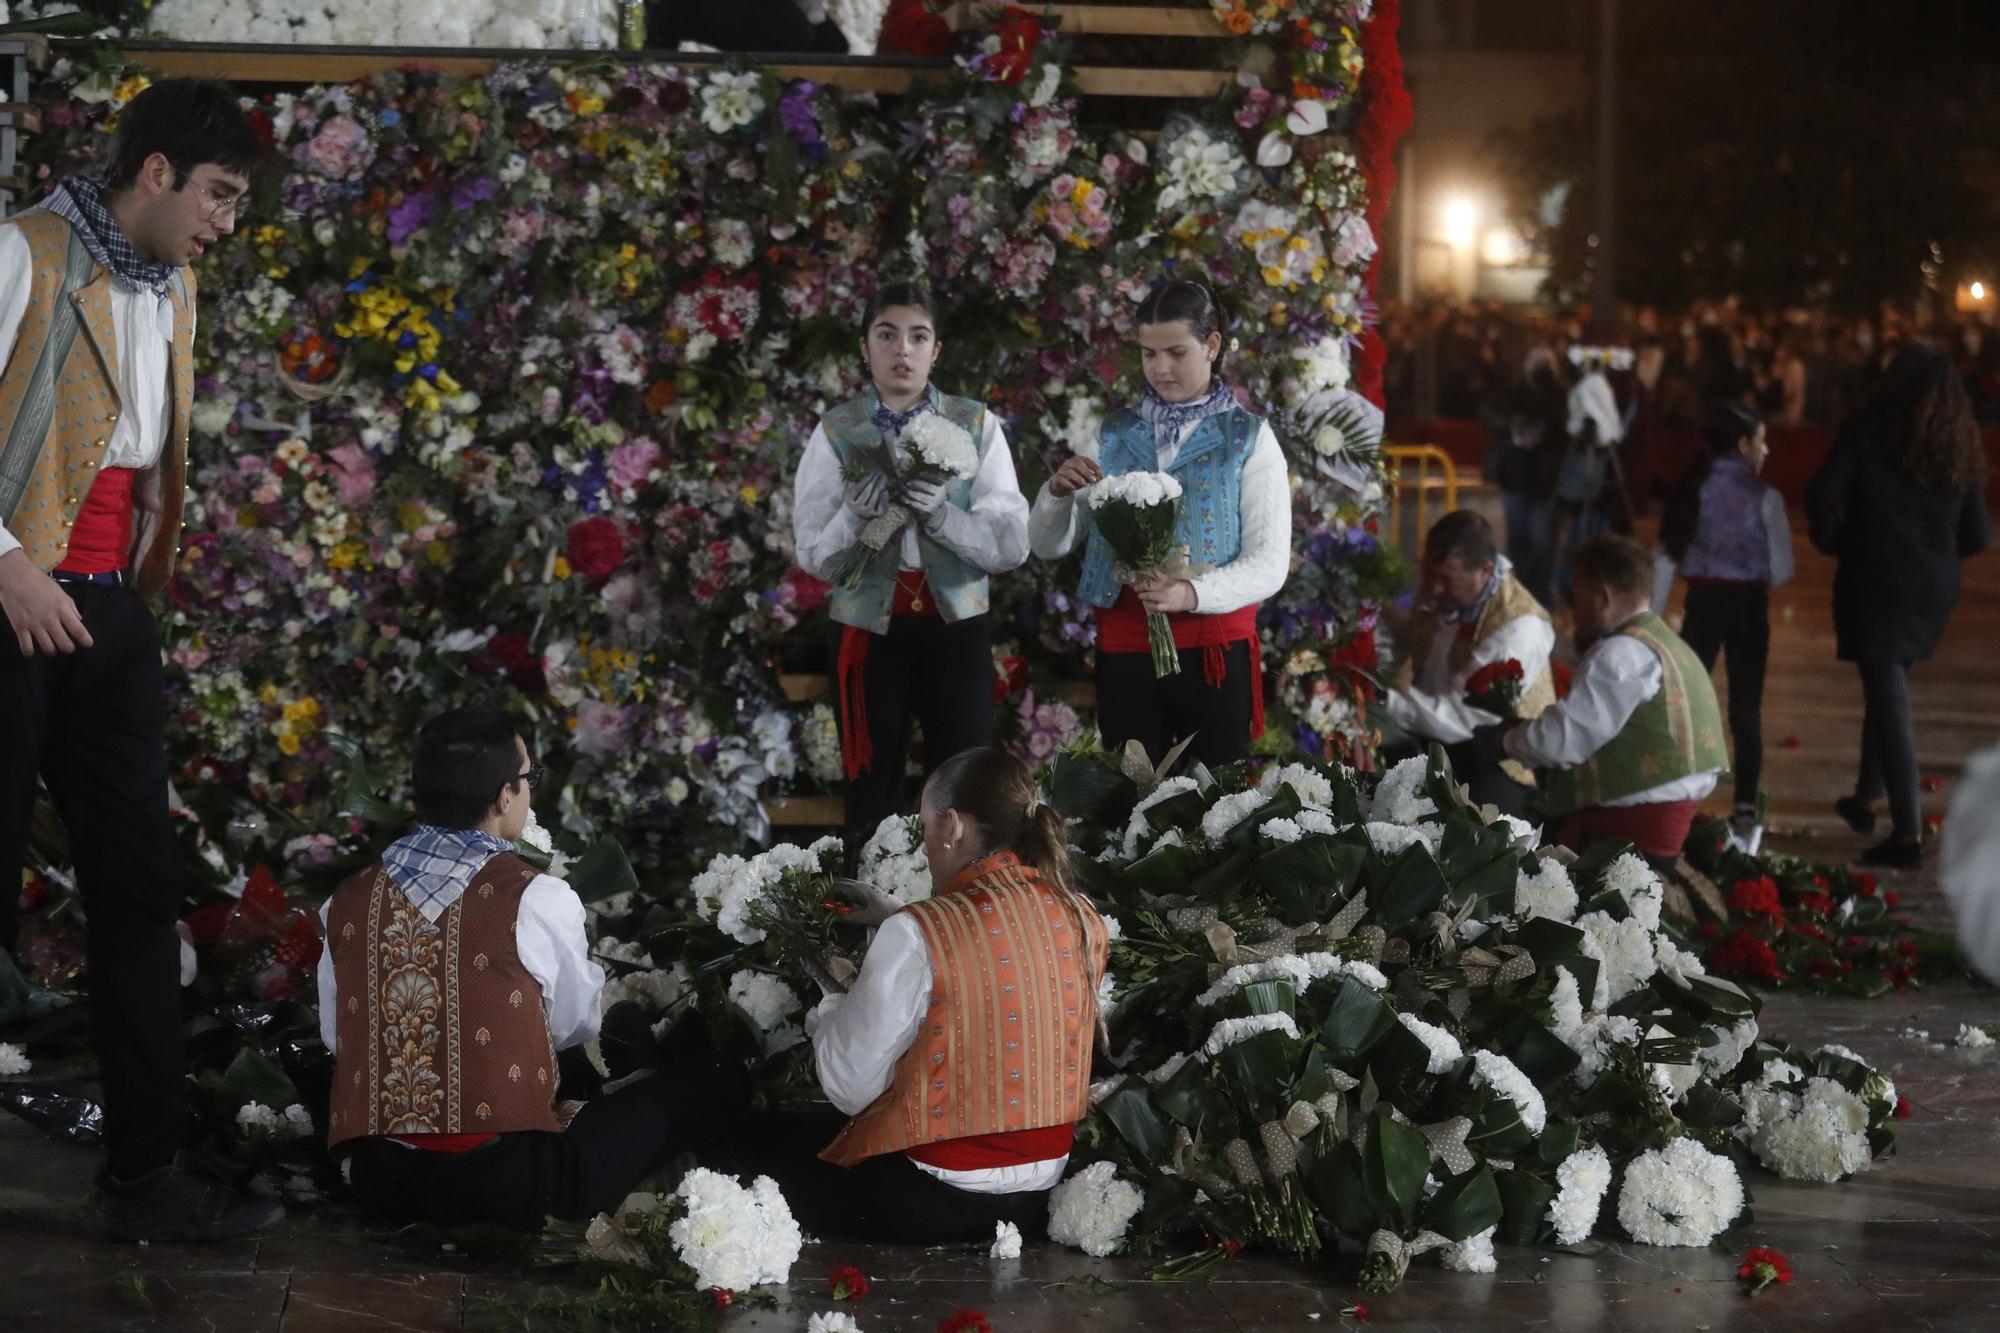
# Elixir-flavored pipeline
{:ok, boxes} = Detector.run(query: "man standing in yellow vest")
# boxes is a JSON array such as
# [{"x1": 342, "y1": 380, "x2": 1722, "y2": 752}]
[
  {"x1": 1504, "y1": 534, "x2": 1728, "y2": 870},
  {"x1": 0, "y1": 80, "x2": 287, "y2": 1242},
  {"x1": 1386, "y1": 511, "x2": 1556, "y2": 817}
]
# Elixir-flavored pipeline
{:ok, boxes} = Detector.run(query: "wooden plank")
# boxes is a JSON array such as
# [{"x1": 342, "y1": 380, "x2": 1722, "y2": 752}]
[
  {"x1": 0, "y1": 105, "x2": 43, "y2": 133},
  {"x1": 779, "y1": 673, "x2": 828, "y2": 703},
  {"x1": 88, "y1": 43, "x2": 1228, "y2": 98},
  {"x1": 765, "y1": 794, "x2": 845, "y2": 826},
  {"x1": 945, "y1": 4, "x2": 1229, "y2": 37}
]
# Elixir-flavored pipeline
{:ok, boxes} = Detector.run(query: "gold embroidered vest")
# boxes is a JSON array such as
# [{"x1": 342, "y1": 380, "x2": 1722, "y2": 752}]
[
  {"x1": 821, "y1": 853, "x2": 1111, "y2": 1167},
  {"x1": 325, "y1": 852, "x2": 562, "y2": 1148},
  {"x1": 0, "y1": 209, "x2": 196, "y2": 598},
  {"x1": 1406, "y1": 569, "x2": 1557, "y2": 785}
]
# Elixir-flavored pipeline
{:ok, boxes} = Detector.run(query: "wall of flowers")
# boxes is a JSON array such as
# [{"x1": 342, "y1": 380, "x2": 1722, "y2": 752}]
[{"x1": 24, "y1": 1, "x2": 1412, "y2": 904}]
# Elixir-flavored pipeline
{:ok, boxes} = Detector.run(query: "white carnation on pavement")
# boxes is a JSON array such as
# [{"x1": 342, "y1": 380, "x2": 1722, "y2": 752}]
[
  {"x1": 1441, "y1": 1224, "x2": 1497, "y2": 1273},
  {"x1": 808, "y1": 1313, "x2": 863, "y2": 1333},
  {"x1": 1047, "y1": 1161, "x2": 1144, "y2": 1257},
  {"x1": 0, "y1": 1043, "x2": 29, "y2": 1076},
  {"x1": 1748, "y1": 1076, "x2": 1873, "y2": 1182},
  {"x1": 1546, "y1": 1144, "x2": 1612, "y2": 1245},
  {"x1": 990, "y1": 1219, "x2": 1024, "y2": 1259}
]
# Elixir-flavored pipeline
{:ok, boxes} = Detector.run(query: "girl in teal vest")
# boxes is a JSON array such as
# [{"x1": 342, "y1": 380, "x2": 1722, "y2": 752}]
[
  {"x1": 791, "y1": 281, "x2": 1029, "y2": 835},
  {"x1": 1028, "y1": 279, "x2": 1290, "y2": 768}
]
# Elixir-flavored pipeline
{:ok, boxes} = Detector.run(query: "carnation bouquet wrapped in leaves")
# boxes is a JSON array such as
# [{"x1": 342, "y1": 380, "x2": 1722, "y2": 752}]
[
  {"x1": 1085, "y1": 470, "x2": 1187, "y2": 678},
  {"x1": 833, "y1": 412, "x2": 981, "y2": 589}
]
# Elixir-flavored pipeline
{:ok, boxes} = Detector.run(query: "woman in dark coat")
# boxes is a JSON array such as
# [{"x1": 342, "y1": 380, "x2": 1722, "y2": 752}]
[{"x1": 1807, "y1": 343, "x2": 1992, "y2": 868}]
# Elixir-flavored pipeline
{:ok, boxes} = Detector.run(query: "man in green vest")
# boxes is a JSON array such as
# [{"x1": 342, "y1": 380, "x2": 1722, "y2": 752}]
[{"x1": 1503, "y1": 533, "x2": 1728, "y2": 869}]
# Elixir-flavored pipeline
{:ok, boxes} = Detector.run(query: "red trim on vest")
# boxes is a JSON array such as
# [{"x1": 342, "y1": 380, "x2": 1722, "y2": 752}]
[
  {"x1": 837, "y1": 573, "x2": 944, "y2": 780},
  {"x1": 1094, "y1": 591, "x2": 1265, "y2": 738},
  {"x1": 388, "y1": 1132, "x2": 500, "y2": 1153},
  {"x1": 904, "y1": 1123, "x2": 1075, "y2": 1171},
  {"x1": 54, "y1": 465, "x2": 136, "y2": 576},
  {"x1": 1554, "y1": 799, "x2": 1702, "y2": 861}
]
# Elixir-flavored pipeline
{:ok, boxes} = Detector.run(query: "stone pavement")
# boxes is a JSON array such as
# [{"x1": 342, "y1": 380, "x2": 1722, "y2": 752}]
[{"x1": 0, "y1": 512, "x2": 1995, "y2": 1331}]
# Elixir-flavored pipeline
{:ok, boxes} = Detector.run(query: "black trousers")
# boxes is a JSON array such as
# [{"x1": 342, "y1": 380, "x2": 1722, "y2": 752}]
[
  {"x1": 1441, "y1": 740, "x2": 1531, "y2": 818},
  {"x1": 0, "y1": 583, "x2": 185, "y2": 1178},
  {"x1": 837, "y1": 613, "x2": 995, "y2": 836},
  {"x1": 344, "y1": 1056, "x2": 752, "y2": 1232},
  {"x1": 1678, "y1": 582, "x2": 1768, "y2": 809},
  {"x1": 1096, "y1": 641, "x2": 1255, "y2": 771},
  {"x1": 1855, "y1": 659, "x2": 1920, "y2": 840},
  {"x1": 704, "y1": 1108, "x2": 1051, "y2": 1244}
]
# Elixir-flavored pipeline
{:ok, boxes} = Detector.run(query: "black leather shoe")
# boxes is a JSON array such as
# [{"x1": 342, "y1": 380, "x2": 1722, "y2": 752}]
[
  {"x1": 94, "y1": 1161, "x2": 286, "y2": 1243},
  {"x1": 1834, "y1": 795, "x2": 1878, "y2": 835},
  {"x1": 1857, "y1": 837, "x2": 1923, "y2": 871}
]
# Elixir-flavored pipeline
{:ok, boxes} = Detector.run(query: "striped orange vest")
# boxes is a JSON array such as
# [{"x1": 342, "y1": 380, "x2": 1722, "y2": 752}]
[
  {"x1": 821, "y1": 852, "x2": 1111, "y2": 1167},
  {"x1": 324, "y1": 853, "x2": 563, "y2": 1149}
]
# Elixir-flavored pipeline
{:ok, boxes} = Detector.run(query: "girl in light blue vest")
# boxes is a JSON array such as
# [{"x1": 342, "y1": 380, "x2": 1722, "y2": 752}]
[
  {"x1": 1027, "y1": 279, "x2": 1291, "y2": 768},
  {"x1": 791, "y1": 281, "x2": 1030, "y2": 835}
]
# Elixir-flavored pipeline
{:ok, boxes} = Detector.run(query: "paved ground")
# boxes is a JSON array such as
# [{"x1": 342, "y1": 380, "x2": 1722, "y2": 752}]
[{"x1": 1, "y1": 512, "x2": 1995, "y2": 1332}]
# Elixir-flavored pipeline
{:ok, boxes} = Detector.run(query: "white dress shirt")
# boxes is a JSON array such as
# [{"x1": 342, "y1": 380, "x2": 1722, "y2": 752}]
[
  {"x1": 1503, "y1": 620, "x2": 1719, "y2": 807},
  {"x1": 1386, "y1": 559, "x2": 1557, "y2": 744},
  {"x1": 1027, "y1": 417, "x2": 1290, "y2": 615},
  {"x1": 1943, "y1": 743, "x2": 2000, "y2": 984},
  {"x1": 791, "y1": 407, "x2": 1029, "y2": 582},
  {"x1": 0, "y1": 225, "x2": 181, "y2": 560},
  {"x1": 809, "y1": 912, "x2": 1068, "y2": 1194},
  {"x1": 316, "y1": 873, "x2": 606, "y2": 1057}
]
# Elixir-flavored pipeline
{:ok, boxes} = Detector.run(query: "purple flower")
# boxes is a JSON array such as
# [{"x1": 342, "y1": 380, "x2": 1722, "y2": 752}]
[
  {"x1": 450, "y1": 173, "x2": 498, "y2": 210},
  {"x1": 387, "y1": 189, "x2": 439, "y2": 246},
  {"x1": 778, "y1": 82, "x2": 826, "y2": 160}
]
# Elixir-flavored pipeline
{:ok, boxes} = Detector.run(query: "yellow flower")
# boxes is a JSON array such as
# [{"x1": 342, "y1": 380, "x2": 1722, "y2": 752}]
[
  {"x1": 739, "y1": 484, "x2": 760, "y2": 505},
  {"x1": 259, "y1": 682, "x2": 280, "y2": 705},
  {"x1": 1262, "y1": 265, "x2": 1287, "y2": 288},
  {"x1": 278, "y1": 733, "x2": 302, "y2": 757},
  {"x1": 112, "y1": 75, "x2": 152, "y2": 105},
  {"x1": 553, "y1": 555, "x2": 572, "y2": 581}
]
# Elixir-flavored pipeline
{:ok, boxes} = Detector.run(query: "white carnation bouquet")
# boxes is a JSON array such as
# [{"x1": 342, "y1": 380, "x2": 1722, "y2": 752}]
[
  {"x1": 690, "y1": 836, "x2": 855, "y2": 994},
  {"x1": 856, "y1": 813, "x2": 933, "y2": 908},
  {"x1": 573, "y1": 1170, "x2": 802, "y2": 1294},
  {"x1": 834, "y1": 410, "x2": 981, "y2": 589},
  {"x1": 1084, "y1": 470, "x2": 1187, "y2": 678}
]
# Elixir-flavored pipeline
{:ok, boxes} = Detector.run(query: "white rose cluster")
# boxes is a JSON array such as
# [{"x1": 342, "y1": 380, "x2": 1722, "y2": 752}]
[{"x1": 1047, "y1": 1160, "x2": 1145, "y2": 1257}]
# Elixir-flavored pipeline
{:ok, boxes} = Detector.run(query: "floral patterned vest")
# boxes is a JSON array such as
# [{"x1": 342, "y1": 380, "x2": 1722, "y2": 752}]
[
  {"x1": 324, "y1": 852, "x2": 562, "y2": 1148},
  {"x1": 823, "y1": 389, "x2": 993, "y2": 634},
  {"x1": 1405, "y1": 569, "x2": 1557, "y2": 786},
  {"x1": 1075, "y1": 405, "x2": 1261, "y2": 609},
  {"x1": 821, "y1": 853, "x2": 1111, "y2": 1168}
]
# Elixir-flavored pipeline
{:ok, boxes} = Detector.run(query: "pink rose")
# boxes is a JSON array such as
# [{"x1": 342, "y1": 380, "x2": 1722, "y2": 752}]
[
  {"x1": 326, "y1": 443, "x2": 376, "y2": 507},
  {"x1": 573, "y1": 700, "x2": 628, "y2": 758},
  {"x1": 608, "y1": 439, "x2": 661, "y2": 492},
  {"x1": 302, "y1": 115, "x2": 375, "y2": 181}
]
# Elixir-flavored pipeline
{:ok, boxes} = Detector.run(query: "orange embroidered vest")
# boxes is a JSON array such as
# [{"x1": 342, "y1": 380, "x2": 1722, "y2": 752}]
[
  {"x1": 821, "y1": 853, "x2": 1111, "y2": 1168},
  {"x1": 324, "y1": 852, "x2": 562, "y2": 1149}
]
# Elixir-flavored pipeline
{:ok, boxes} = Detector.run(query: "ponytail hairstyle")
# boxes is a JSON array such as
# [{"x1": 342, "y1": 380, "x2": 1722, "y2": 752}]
[
  {"x1": 1134, "y1": 276, "x2": 1231, "y2": 372},
  {"x1": 1661, "y1": 401, "x2": 1761, "y2": 563},
  {"x1": 924, "y1": 746, "x2": 1074, "y2": 894}
]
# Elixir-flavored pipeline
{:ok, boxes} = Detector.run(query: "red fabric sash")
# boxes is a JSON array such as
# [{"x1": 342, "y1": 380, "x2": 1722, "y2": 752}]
[
  {"x1": 837, "y1": 572, "x2": 941, "y2": 779},
  {"x1": 1095, "y1": 591, "x2": 1266, "y2": 738},
  {"x1": 388, "y1": 1132, "x2": 499, "y2": 1153},
  {"x1": 54, "y1": 465, "x2": 136, "y2": 575},
  {"x1": 904, "y1": 1123, "x2": 1076, "y2": 1172},
  {"x1": 1553, "y1": 799, "x2": 1701, "y2": 861}
]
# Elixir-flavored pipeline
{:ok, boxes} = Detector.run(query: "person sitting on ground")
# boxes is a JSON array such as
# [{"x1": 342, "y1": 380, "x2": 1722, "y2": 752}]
[
  {"x1": 1499, "y1": 534, "x2": 1727, "y2": 870},
  {"x1": 1383, "y1": 510, "x2": 1556, "y2": 817},
  {"x1": 317, "y1": 705, "x2": 747, "y2": 1231},
  {"x1": 705, "y1": 746, "x2": 1111, "y2": 1243}
]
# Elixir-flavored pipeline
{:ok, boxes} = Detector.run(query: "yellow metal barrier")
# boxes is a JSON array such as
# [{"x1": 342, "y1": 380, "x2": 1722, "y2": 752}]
[{"x1": 1380, "y1": 444, "x2": 1459, "y2": 553}]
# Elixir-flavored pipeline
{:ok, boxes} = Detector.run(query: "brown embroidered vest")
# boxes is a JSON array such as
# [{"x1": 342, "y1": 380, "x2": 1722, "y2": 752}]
[
  {"x1": 821, "y1": 853, "x2": 1111, "y2": 1168},
  {"x1": 1405, "y1": 569, "x2": 1557, "y2": 786},
  {"x1": 324, "y1": 851, "x2": 562, "y2": 1149},
  {"x1": 0, "y1": 209, "x2": 196, "y2": 598}
]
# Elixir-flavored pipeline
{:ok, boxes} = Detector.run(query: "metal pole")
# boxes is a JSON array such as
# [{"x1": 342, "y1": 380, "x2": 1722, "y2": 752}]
[{"x1": 1592, "y1": 0, "x2": 1618, "y2": 313}]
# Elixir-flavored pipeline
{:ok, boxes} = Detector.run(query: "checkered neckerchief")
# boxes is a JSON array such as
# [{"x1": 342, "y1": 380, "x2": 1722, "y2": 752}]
[{"x1": 382, "y1": 825, "x2": 516, "y2": 922}]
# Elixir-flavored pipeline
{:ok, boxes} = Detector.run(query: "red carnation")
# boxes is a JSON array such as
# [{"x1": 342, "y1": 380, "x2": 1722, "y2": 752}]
[
  {"x1": 1727, "y1": 876, "x2": 1783, "y2": 922},
  {"x1": 1853, "y1": 873, "x2": 1878, "y2": 897},
  {"x1": 1738, "y1": 1246, "x2": 1792, "y2": 1295},
  {"x1": 1884, "y1": 890, "x2": 1901, "y2": 908},
  {"x1": 1464, "y1": 658, "x2": 1527, "y2": 718},
  {"x1": 1708, "y1": 929, "x2": 1786, "y2": 984},
  {"x1": 486, "y1": 631, "x2": 546, "y2": 694},
  {"x1": 1895, "y1": 1095, "x2": 1912, "y2": 1118},
  {"x1": 939, "y1": 1311, "x2": 993, "y2": 1333},
  {"x1": 711, "y1": 1288, "x2": 733, "y2": 1311},
  {"x1": 566, "y1": 515, "x2": 626, "y2": 583},
  {"x1": 1794, "y1": 891, "x2": 1834, "y2": 916},
  {"x1": 829, "y1": 1264, "x2": 870, "y2": 1302}
]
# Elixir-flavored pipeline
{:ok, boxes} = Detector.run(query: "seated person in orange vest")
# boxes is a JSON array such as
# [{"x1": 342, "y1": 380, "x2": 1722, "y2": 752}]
[
  {"x1": 707, "y1": 746, "x2": 1111, "y2": 1242},
  {"x1": 1501, "y1": 534, "x2": 1727, "y2": 871},
  {"x1": 317, "y1": 706, "x2": 748, "y2": 1231},
  {"x1": 1384, "y1": 510, "x2": 1556, "y2": 817}
]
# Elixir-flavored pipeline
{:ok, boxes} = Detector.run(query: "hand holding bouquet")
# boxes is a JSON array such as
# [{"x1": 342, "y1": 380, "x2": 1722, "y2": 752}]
[
  {"x1": 1463, "y1": 658, "x2": 1526, "y2": 719},
  {"x1": 835, "y1": 414, "x2": 980, "y2": 588},
  {"x1": 1085, "y1": 470, "x2": 1186, "y2": 678}
]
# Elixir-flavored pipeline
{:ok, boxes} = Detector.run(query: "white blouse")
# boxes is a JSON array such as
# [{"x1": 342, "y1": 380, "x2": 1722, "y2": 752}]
[{"x1": 1028, "y1": 416, "x2": 1290, "y2": 615}]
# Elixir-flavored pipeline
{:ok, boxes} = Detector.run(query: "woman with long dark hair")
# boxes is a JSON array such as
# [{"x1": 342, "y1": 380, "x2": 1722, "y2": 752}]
[
  {"x1": 706, "y1": 747, "x2": 1110, "y2": 1242},
  {"x1": 1028, "y1": 278, "x2": 1289, "y2": 768},
  {"x1": 1807, "y1": 343, "x2": 1992, "y2": 868}
]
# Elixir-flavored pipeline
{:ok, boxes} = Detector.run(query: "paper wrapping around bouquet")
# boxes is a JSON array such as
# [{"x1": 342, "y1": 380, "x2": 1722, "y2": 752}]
[
  {"x1": 1323, "y1": 891, "x2": 1370, "y2": 941},
  {"x1": 1364, "y1": 1227, "x2": 1455, "y2": 1283},
  {"x1": 1415, "y1": 1115, "x2": 1476, "y2": 1175}
]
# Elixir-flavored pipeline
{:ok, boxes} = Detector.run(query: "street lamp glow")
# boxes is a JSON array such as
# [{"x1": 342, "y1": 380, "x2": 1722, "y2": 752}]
[
  {"x1": 1443, "y1": 197, "x2": 1479, "y2": 249},
  {"x1": 1974, "y1": 280, "x2": 1988, "y2": 301}
]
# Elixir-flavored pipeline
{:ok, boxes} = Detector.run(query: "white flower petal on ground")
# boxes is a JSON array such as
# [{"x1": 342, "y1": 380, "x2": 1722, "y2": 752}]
[
  {"x1": 990, "y1": 1219, "x2": 1024, "y2": 1259},
  {"x1": 809, "y1": 1313, "x2": 864, "y2": 1333}
]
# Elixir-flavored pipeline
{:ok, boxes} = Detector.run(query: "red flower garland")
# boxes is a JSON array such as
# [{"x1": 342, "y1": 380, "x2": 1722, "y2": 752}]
[{"x1": 1352, "y1": 0, "x2": 1411, "y2": 408}]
